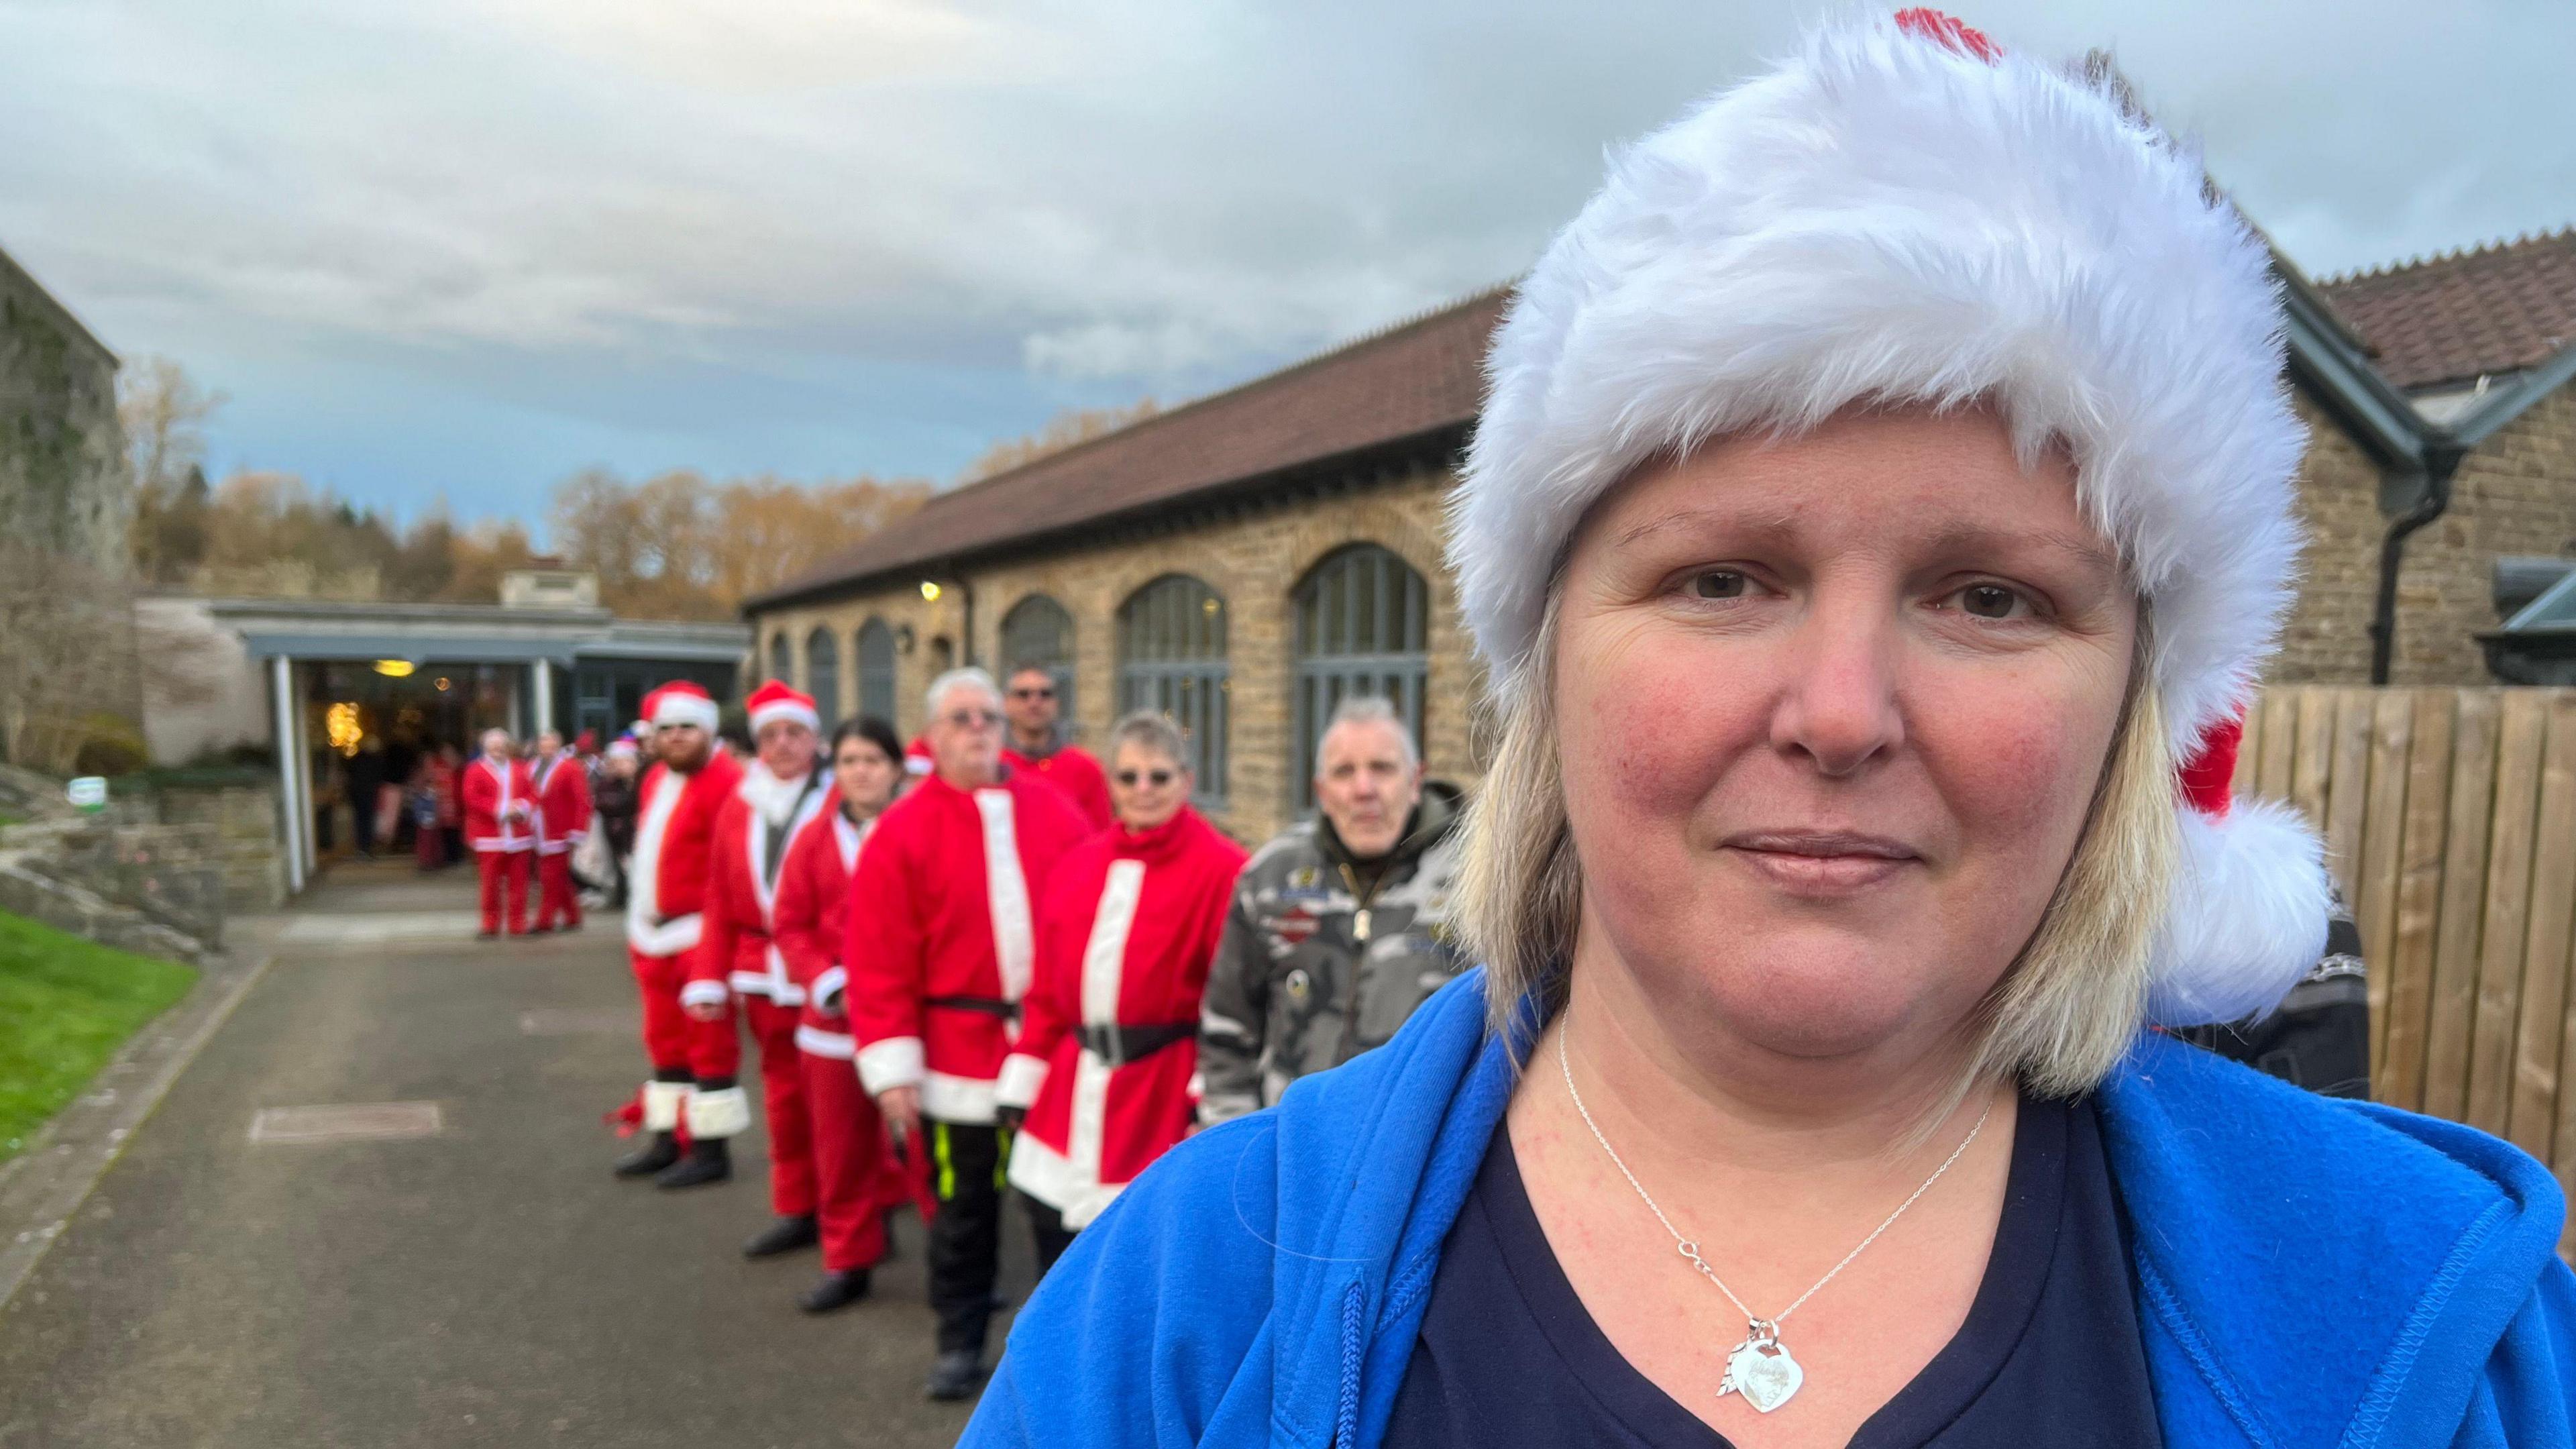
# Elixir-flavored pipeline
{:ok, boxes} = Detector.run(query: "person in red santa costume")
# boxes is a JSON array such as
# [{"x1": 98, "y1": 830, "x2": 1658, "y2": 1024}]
[
  {"x1": 996, "y1": 710, "x2": 1246, "y2": 1274},
  {"x1": 460, "y1": 727, "x2": 535, "y2": 938},
  {"x1": 528, "y1": 728, "x2": 592, "y2": 934},
  {"x1": 669, "y1": 681, "x2": 837, "y2": 1202},
  {"x1": 998, "y1": 662, "x2": 1112, "y2": 831},
  {"x1": 849, "y1": 665, "x2": 1090, "y2": 1400},
  {"x1": 771, "y1": 712, "x2": 919, "y2": 1312},
  {"x1": 612, "y1": 681, "x2": 745, "y2": 1182}
]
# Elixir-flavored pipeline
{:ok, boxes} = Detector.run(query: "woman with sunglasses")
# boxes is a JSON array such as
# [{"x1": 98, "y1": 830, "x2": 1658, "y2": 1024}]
[{"x1": 997, "y1": 710, "x2": 1248, "y2": 1274}]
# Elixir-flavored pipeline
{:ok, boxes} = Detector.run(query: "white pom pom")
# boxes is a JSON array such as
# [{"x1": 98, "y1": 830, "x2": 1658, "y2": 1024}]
[{"x1": 2146, "y1": 798, "x2": 2334, "y2": 1027}]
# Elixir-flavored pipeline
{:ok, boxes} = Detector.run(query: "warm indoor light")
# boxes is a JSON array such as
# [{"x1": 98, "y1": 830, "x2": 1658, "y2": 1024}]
[
  {"x1": 919, "y1": 580, "x2": 943, "y2": 601},
  {"x1": 325, "y1": 702, "x2": 364, "y2": 756},
  {"x1": 372, "y1": 659, "x2": 415, "y2": 678},
  {"x1": 434, "y1": 676, "x2": 453, "y2": 692}
]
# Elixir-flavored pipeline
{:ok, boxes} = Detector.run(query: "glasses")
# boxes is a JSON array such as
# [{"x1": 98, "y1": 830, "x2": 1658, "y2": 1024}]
[
  {"x1": 1115, "y1": 768, "x2": 1177, "y2": 788},
  {"x1": 941, "y1": 708, "x2": 1003, "y2": 729},
  {"x1": 1009, "y1": 686, "x2": 1055, "y2": 700}
]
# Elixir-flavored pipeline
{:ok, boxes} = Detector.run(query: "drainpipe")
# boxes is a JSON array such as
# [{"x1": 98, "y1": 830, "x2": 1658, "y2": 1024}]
[{"x1": 2368, "y1": 435, "x2": 2469, "y2": 685}]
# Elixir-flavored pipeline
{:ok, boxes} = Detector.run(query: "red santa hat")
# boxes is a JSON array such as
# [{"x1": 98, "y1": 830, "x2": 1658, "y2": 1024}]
[
  {"x1": 606, "y1": 738, "x2": 639, "y2": 761},
  {"x1": 746, "y1": 680, "x2": 820, "y2": 736},
  {"x1": 647, "y1": 681, "x2": 721, "y2": 733},
  {"x1": 1447, "y1": 10, "x2": 2328, "y2": 1026},
  {"x1": 904, "y1": 735, "x2": 934, "y2": 776}
]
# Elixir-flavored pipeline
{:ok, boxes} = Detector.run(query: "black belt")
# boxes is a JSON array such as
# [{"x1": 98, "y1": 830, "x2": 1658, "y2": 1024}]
[
  {"x1": 925, "y1": 994, "x2": 1017, "y2": 1020},
  {"x1": 1076, "y1": 1021, "x2": 1197, "y2": 1068}
]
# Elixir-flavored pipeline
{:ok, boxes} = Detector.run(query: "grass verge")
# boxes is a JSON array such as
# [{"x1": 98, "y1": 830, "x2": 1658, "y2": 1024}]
[{"x1": 0, "y1": 911, "x2": 196, "y2": 1163}]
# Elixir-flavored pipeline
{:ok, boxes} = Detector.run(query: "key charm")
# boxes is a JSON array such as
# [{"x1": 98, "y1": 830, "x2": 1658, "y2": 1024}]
[{"x1": 1717, "y1": 1320, "x2": 1803, "y2": 1413}]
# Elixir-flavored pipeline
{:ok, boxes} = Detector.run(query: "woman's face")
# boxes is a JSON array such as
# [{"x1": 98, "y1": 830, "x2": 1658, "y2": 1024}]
[
  {"x1": 1110, "y1": 741, "x2": 1190, "y2": 833},
  {"x1": 834, "y1": 737, "x2": 900, "y2": 818},
  {"x1": 1554, "y1": 407, "x2": 2137, "y2": 1067}
]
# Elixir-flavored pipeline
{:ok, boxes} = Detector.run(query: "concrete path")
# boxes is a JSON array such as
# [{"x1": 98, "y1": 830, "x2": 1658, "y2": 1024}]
[{"x1": 0, "y1": 860, "x2": 1030, "y2": 1447}]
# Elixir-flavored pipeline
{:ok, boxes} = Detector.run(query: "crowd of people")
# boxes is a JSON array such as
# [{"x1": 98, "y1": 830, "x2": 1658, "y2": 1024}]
[{"x1": 561, "y1": 661, "x2": 1470, "y2": 1401}]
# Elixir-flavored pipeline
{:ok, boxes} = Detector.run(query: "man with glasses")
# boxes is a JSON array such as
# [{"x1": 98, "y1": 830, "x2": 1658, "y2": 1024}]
[
  {"x1": 846, "y1": 667, "x2": 1090, "y2": 1399},
  {"x1": 999, "y1": 661, "x2": 1112, "y2": 831}
]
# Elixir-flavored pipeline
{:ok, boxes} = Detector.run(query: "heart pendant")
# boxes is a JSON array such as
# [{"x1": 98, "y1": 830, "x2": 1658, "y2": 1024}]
[{"x1": 1721, "y1": 1338, "x2": 1804, "y2": 1413}]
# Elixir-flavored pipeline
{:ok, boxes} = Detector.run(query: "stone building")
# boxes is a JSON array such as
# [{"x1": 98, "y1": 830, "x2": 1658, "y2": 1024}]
[
  {"x1": 0, "y1": 243, "x2": 125, "y2": 573},
  {"x1": 747, "y1": 231, "x2": 2576, "y2": 846}
]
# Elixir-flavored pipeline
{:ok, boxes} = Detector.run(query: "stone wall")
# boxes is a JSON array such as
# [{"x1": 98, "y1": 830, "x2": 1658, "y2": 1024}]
[
  {"x1": 753, "y1": 464, "x2": 1483, "y2": 847},
  {"x1": 145, "y1": 781, "x2": 286, "y2": 912},
  {"x1": 0, "y1": 812, "x2": 223, "y2": 961}
]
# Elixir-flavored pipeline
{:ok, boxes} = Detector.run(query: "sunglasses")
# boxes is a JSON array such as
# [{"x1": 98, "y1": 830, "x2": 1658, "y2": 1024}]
[
  {"x1": 1010, "y1": 686, "x2": 1056, "y2": 700},
  {"x1": 1115, "y1": 768, "x2": 1178, "y2": 788},
  {"x1": 941, "y1": 708, "x2": 1003, "y2": 729}
]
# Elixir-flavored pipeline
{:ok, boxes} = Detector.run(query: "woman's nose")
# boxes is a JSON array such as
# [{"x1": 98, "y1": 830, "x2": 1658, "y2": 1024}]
[{"x1": 1769, "y1": 605, "x2": 1904, "y2": 779}]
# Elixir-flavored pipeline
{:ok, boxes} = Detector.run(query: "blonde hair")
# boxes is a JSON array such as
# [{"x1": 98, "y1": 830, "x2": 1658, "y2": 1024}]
[{"x1": 1455, "y1": 596, "x2": 2178, "y2": 1099}]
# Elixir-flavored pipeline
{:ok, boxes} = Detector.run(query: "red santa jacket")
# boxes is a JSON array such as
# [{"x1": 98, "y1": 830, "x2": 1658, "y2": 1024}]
[
  {"x1": 530, "y1": 749, "x2": 592, "y2": 856},
  {"x1": 624, "y1": 749, "x2": 744, "y2": 959},
  {"x1": 773, "y1": 804, "x2": 881, "y2": 1058},
  {"x1": 1001, "y1": 742, "x2": 1113, "y2": 833},
  {"x1": 999, "y1": 807, "x2": 1245, "y2": 1227},
  {"x1": 686, "y1": 766, "x2": 832, "y2": 1010},
  {"x1": 460, "y1": 755, "x2": 535, "y2": 852},
  {"x1": 846, "y1": 767, "x2": 1090, "y2": 1123}
]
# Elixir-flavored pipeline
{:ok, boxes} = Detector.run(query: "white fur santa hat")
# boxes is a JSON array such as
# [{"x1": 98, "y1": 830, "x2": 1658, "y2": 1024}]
[
  {"x1": 745, "y1": 680, "x2": 820, "y2": 736},
  {"x1": 1447, "y1": 9, "x2": 2330, "y2": 1026},
  {"x1": 647, "y1": 681, "x2": 720, "y2": 734}
]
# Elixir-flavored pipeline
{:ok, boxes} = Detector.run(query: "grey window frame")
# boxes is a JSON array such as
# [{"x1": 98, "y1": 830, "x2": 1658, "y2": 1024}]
[
  {"x1": 767, "y1": 631, "x2": 792, "y2": 686},
  {"x1": 804, "y1": 627, "x2": 841, "y2": 731},
  {"x1": 855, "y1": 617, "x2": 897, "y2": 727},
  {"x1": 999, "y1": 593, "x2": 1079, "y2": 736},
  {"x1": 1293, "y1": 544, "x2": 1429, "y2": 815},
  {"x1": 1116, "y1": 574, "x2": 1230, "y2": 807}
]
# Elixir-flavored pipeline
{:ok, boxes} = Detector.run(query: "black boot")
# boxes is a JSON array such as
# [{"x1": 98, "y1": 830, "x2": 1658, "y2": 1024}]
[
  {"x1": 743, "y1": 1214, "x2": 818, "y2": 1258},
  {"x1": 924, "y1": 1346, "x2": 984, "y2": 1401},
  {"x1": 612, "y1": 1131, "x2": 680, "y2": 1178},
  {"x1": 798, "y1": 1267, "x2": 872, "y2": 1314},
  {"x1": 654, "y1": 1136, "x2": 731, "y2": 1189}
]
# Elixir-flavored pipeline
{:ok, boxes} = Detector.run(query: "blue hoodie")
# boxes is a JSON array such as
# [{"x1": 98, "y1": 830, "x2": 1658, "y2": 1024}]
[{"x1": 965, "y1": 973, "x2": 2576, "y2": 1448}]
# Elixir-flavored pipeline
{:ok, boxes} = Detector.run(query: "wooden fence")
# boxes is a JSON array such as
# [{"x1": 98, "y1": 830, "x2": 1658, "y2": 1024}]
[{"x1": 2237, "y1": 687, "x2": 2576, "y2": 1198}]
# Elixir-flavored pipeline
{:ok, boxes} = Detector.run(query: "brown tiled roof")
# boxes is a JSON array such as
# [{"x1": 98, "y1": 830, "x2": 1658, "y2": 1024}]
[
  {"x1": 749, "y1": 288, "x2": 1509, "y2": 610},
  {"x1": 2318, "y1": 228, "x2": 2576, "y2": 392}
]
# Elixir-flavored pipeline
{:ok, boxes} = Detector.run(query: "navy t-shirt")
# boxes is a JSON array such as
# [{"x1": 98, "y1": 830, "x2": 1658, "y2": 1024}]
[{"x1": 1385, "y1": 1092, "x2": 2161, "y2": 1447}]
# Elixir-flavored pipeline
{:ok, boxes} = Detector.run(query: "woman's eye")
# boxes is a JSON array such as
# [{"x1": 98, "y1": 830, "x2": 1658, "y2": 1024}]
[
  {"x1": 1952, "y1": 583, "x2": 2034, "y2": 620},
  {"x1": 1689, "y1": 570, "x2": 1750, "y2": 600}
]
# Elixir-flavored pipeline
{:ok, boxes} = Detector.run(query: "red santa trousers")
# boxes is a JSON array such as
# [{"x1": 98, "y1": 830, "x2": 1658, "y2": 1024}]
[
  {"x1": 629, "y1": 947, "x2": 695, "y2": 1075},
  {"x1": 476, "y1": 849, "x2": 529, "y2": 934},
  {"x1": 688, "y1": 995, "x2": 813, "y2": 1216},
  {"x1": 534, "y1": 853, "x2": 581, "y2": 930},
  {"x1": 799, "y1": 1044, "x2": 910, "y2": 1272}
]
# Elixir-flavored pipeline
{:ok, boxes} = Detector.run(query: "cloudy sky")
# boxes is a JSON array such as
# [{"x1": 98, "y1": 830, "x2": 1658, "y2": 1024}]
[{"x1": 3, "y1": 0, "x2": 2569, "y2": 531}]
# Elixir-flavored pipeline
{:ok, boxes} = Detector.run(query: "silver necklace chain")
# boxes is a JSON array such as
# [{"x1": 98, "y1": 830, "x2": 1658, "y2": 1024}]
[{"x1": 1554, "y1": 1025, "x2": 1994, "y2": 1332}]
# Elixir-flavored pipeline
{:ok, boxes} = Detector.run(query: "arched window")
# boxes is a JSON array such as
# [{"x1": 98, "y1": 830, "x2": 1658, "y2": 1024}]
[
  {"x1": 1293, "y1": 545, "x2": 1428, "y2": 813},
  {"x1": 999, "y1": 593, "x2": 1078, "y2": 734},
  {"x1": 767, "y1": 631, "x2": 792, "y2": 686},
  {"x1": 1117, "y1": 575, "x2": 1229, "y2": 804},
  {"x1": 804, "y1": 627, "x2": 841, "y2": 731},
  {"x1": 855, "y1": 618, "x2": 896, "y2": 725}
]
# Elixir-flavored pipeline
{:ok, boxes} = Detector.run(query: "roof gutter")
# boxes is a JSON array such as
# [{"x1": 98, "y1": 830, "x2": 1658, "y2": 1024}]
[{"x1": 2361, "y1": 339, "x2": 2576, "y2": 683}]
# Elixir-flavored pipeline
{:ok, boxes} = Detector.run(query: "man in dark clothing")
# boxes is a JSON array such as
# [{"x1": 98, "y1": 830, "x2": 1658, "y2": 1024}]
[
  {"x1": 343, "y1": 739, "x2": 389, "y2": 857},
  {"x1": 2173, "y1": 888, "x2": 2370, "y2": 1098},
  {"x1": 1197, "y1": 696, "x2": 1468, "y2": 1125},
  {"x1": 591, "y1": 737, "x2": 643, "y2": 908}
]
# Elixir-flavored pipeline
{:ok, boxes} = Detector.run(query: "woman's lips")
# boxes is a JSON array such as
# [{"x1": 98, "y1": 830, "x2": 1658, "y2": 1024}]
[{"x1": 1720, "y1": 831, "x2": 1921, "y2": 893}]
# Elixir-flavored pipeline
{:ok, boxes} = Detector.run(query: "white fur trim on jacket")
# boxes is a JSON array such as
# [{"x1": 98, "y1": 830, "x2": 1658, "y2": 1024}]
[
  {"x1": 811, "y1": 966, "x2": 848, "y2": 1015},
  {"x1": 795, "y1": 1024, "x2": 855, "y2": 1059},
  {"x1": 994, "y1": 1053, "x2": 1049, "y2": 1112},
  {"x1": 678, "y1": 977, "x2": 732, "y2": 1010},
  {"x1": 686, "y1": 1084, "x2": 752, "y2": 1138},
  {"x1": 922, "y1": 1070, "x2": 998, "y2": 1125},
  {"x1": 856, "y1": 1035, "x2": 925, "y2": 1097},
  {"x1": 2147, "y1": 798, "x2": 2334, "y2": 1027},
  {"x1": 642, "y1": 1079, "x2": 688, "y2": 1132},
  {"x1": 1448, "y1": 14, "x2": 2305, "y2": 761}
]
